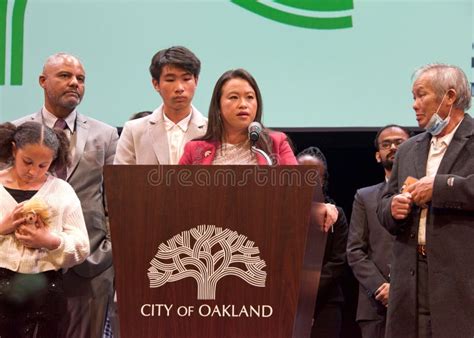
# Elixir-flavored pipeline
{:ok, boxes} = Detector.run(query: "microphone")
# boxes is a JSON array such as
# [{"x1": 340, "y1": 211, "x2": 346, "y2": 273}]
[
  {"x1": 248, "y1": 122, "x2": 272, "y2": 165},
  {"x1": 248, "y1": 121, "x2": 262, "y2": 143}
]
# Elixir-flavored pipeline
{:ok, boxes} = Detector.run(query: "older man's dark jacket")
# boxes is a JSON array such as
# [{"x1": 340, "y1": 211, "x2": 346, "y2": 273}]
[{"x1": 377, "y1": 114, "x2": 474, "y2": 338}]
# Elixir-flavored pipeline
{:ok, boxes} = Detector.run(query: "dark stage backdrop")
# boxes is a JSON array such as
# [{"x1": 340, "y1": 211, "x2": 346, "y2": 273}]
[
  {"x1": 283, "y1": 127, "x2": 421, "y2": 338},
  {"x1": 283, "y1": 127, "x2": 421, "y2": 218},
  {"x1": 285, "y1": 128, "x2": 388, "y2": 219}
]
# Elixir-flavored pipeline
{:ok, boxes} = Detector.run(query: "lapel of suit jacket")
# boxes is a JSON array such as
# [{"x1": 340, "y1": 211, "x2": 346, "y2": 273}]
[
  {"x1": 30, "y1": 111, "x2": 42, "y2": 123},
  {"x1": 256, "y1": 153, "x2": 268, "y2": 165},
  {"x1": 148, "y1": 107, "x2": 170, "y2": 164},
  {"x1": 182, "y1": 107, "x2": 207, "y2": 145},
  {"x1": 437, "y1": 114, "x2": 474, "y2": 175},
  {"x1": 200, "y1": 142, "x2": 217, "y2": 164},
  {"x1": 414, "y1": 132, "x2": 431, "y2": 178},
  {"x1": 376, "y1": 181, "x2": 386, "y2": 200},
  {"x1": 69, "y1": 113, "x2": 89, "y2": 180}
]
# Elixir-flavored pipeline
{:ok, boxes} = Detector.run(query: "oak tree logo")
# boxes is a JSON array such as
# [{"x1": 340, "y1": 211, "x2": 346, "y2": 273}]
[
  {"x1": 147, "y1": 225, "x2": 267, "y2": 300},
  {"x1": 231, "y1": 0, "x2": 354, "y2": 30},
  {"x1": 0, "y1": 0, "x2": 28, "y2": 86}
]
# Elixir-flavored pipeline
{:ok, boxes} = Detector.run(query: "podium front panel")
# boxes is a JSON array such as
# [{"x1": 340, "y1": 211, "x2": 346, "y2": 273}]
[{"x1": 105, "y1": 165, "x2": 325, "y2": 338}]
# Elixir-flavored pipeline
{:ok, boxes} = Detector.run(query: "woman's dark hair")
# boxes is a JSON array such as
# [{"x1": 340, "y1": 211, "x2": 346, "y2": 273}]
[
  {"x1": 297, "y1": 146, "x2": 334, "y2": 204},
  {"x1": 198, "y1": 68, "x2": 273, "y2": 157},
  {"x1": 0, "y1": 121, "x2": 70, "y2": 172}
]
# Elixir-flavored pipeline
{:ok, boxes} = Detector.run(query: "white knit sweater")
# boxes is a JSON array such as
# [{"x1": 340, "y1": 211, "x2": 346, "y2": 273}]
[{"x1": 0, "y1": 174, "x2": 90, "y2": 273}]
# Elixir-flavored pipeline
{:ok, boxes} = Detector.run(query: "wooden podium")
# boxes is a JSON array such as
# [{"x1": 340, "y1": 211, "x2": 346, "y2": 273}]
[{"x1": 104, "y1": 165, "x2": 327, "y2": 338}]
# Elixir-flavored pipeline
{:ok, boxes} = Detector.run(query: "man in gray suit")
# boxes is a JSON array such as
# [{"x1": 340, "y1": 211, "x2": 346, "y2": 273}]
[
  {"x1": 378, "y1": 64, "x2": 474, "y2": 338},
  {"x1": 114, "y1": 46, "x2": 207, "y2": 164},
  {"x1": 14, "y1": 53, "x2": 119, "y2": 338},
  {"x1": 347, "y1": 124, "x2": 410, "y2": 338}
]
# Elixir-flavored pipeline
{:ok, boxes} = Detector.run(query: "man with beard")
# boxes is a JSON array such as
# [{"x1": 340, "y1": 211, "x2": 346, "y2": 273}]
[
  {"x1": 114, "y1": 46, "x2": 207, "y2": 164},
  {"x1": 14, "y1": 53, "x2": 119, "y2": 338},
  {"x1": 347, "y1": 125, "x2": 411, "y2": 338}
]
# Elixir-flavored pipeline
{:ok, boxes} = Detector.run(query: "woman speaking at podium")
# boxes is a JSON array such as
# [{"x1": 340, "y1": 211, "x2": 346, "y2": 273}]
[{"x1": 179, "y1": 69, "x2": 297, "y2": 165}]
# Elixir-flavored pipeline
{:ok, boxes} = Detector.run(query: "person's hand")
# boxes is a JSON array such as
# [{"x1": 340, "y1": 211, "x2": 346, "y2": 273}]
[
  {"x1": 391, "y1": 193, "x2": 412, "y2": 220},
  {"x1": 406, "y1": 176, "x2": 434, "y2": 207},
  {"x1": 0, "y1": 203, "x2": 26, "y2": 235},
  {"x1": 375, "y1": 282, "x2": 390, "y2": 307},
  {"x1": 312, "y1": 203, "x2": 334, "y2": 232},
  {"x1": 15, "y1": 217, "x2": 60, "y2": 250},
  {"x1": 323, "y1": 203, "x2": 338, "y2": 232}
]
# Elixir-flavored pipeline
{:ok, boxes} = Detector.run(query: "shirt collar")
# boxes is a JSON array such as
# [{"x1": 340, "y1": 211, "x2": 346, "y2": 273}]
[
  {"x1": 42, "y1": 106, "x2": 77, "y2": 132},
  {"x1": 162, "y1": 108, "x2": 192, "y2": 132},
  {"x1": 430, "y1": 116, "x2": 464, "y2": 148}
]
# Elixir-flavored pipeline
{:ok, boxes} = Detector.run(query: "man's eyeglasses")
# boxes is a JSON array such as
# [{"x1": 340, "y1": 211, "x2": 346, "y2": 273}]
[{"x1": 378, "y1": 139, "x2": 405, "y2": 150}]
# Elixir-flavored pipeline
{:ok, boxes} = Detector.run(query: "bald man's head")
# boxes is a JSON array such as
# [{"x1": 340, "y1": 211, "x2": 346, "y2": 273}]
[
  {"x1": 39, "y1": 53, "x2": 85, "y2": 118},
  {"x1": 42, "y1": 53, "x2": 81, "y2": 73}
]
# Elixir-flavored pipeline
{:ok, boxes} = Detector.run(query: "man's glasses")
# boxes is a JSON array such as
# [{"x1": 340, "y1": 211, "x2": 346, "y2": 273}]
[{"x1": 378, "y1": 139, "x2": 405, "y2": 150}]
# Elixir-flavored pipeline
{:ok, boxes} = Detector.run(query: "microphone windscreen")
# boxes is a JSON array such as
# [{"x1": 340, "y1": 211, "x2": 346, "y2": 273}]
[{"x1": 248, "y1": 122, "x2": 262, "y2": 142}]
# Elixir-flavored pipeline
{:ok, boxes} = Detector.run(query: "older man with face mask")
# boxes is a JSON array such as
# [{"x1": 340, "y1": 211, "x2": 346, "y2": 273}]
[{"x1": 377, "y1": 64, "x2": 474, "y2": 338}]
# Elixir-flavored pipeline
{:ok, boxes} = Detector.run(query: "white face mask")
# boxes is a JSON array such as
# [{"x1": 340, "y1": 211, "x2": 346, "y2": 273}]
[{"x1": 425, "y1": 92, "x2": 452, "y2": 136}]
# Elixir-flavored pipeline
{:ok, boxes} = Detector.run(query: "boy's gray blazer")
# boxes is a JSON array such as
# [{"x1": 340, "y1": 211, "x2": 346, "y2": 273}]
[{"x1": 114, "y1": 104, "x2": 207, "y2": 164}]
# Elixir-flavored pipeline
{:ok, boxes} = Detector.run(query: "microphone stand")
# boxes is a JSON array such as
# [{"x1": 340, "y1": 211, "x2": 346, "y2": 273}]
[{"x1": 251, "y1": 145, "x2": 273, "y2": 165}]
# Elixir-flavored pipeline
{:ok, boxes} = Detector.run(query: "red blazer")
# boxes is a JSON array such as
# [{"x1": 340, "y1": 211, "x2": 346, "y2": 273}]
[{"x1": 179, "y1": 131, "x2": 297, "y2": 165}]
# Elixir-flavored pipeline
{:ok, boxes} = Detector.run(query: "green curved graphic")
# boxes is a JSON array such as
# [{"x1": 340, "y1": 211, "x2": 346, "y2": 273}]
[
  {"x1": 231, "y1": 0, "x2": 352, "y2": 30},
  {"x1": 275, "y1": 0, "x2": 353, "y2": 12},
  {"x1": 0, "y1": 0, "x2": 7, "y2": 85},
  {"x1": 11, "y1": 0, "x2": 27, "y2": 85}
]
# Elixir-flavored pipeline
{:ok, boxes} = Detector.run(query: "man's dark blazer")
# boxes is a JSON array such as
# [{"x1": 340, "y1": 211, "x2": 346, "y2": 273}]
[
  {"x1": 377, "y1": 114, "x2": 474, "y2": 338},
  {"x1": 347, "y1": 182, "x2": 394, "y2": 322}
]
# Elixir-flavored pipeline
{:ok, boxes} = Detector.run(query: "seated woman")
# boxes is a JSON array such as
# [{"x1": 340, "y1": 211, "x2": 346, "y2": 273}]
[
  {"x1": 179, "y1": 68, "x2": 297, "y2": 165},
  {"x1": 0, "y1": 121, "x2": 90, "y2": 338}
]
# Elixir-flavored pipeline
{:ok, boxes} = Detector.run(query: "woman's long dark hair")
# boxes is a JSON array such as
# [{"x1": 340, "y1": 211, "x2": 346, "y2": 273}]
[{"x1": 198, "y1": 69, "x2": 273, "y2": 157}]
